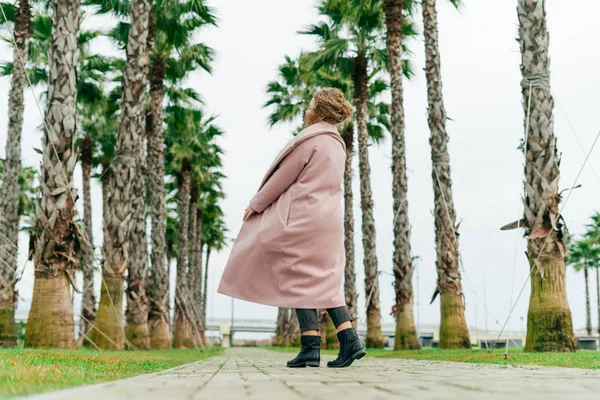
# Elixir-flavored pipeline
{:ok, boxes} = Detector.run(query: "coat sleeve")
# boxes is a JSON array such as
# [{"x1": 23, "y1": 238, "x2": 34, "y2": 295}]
[{"x1": 249, "y1": 141, "x2": 313, "y2": 213}]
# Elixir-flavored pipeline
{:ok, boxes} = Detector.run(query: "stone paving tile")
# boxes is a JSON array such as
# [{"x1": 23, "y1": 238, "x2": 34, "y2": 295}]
[{"x1": 22, "y1": 347, "x2": 600, "y2": 400}]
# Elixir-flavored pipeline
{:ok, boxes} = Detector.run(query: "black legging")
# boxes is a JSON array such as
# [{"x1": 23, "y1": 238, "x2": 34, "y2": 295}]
[{"x1": 295, "y1": 306, "x2": 352, "y2": 333}]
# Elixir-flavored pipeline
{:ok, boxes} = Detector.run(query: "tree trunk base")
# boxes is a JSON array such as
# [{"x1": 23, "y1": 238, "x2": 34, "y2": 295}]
[
  {"x1": 394, "y1": 300, "x2": 421, "y2": 350},
  {"x1": 365, "y1": 308, "x2": 385, "y2": 349},
  {"x1": 126, "y1": 322, "x2": 150, "y2": 350},
  {"x1": 525, "y1": 256, "x2": 578, "y2": 352},
  {"x1": 324, "y1": 314, "x2": 339, "y2": 349},
  {"x1": 89, "y1": 277, "x2": 125, "y2": 350},
  {"x1": 172, "y1": 318, "x2": 195, "y2": 348},
  {"x1": 439, "y1": 292, "x2": 470, "y2": 349},
  {"x1": 0, "y1": 302, "x2": 17, "y2": 347},
  {"x1": 149, "y1": 317, "x2": 172, "y2": 349},
  {"x1": 81, "y1": 318, "x2": 96, "y2": 349},
  {"x1": 24, "y1": 275, "x2": 75, "y2": 349}
]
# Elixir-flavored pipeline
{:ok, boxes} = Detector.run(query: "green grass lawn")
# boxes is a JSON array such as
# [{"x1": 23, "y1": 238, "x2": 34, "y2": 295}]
[
  {"x1": 0, "y1": 347, "x2": 222, "y2": 399},
  {"x1": 270, "y1": 347, "x2": 600, "y2": 370}
]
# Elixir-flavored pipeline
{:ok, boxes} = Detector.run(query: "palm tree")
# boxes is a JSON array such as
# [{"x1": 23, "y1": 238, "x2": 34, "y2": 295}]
[
  {"x1": 3, "y1": 15, "x2": 108, "y2": 346},
  {"x1": 76, "y1": 52, "x2": 119, "y2": 344},
  {"x1": 77, "y1": 85, "x2": 117, "y2": 343},
  {"x1": 189, "y1": 135, "x2": 223, "y2": 346},
  {"x1": 124, "y1": 126, "x2": 150, "y2": 350},
  {"x1": 201, "y1": 202, "x2": 227, "y2": 330},
  {"x1": 382, "y1": 0, "x2": 420, "y2": 350},
  {"x1": 567, "y1": 238, "x2": 599, "y2": 337},
  {"x1": 0, "y1": 162, "x2": 36, "y2": 346},
  {"x1": 0, "y1": 0, "x2": 32, "y2": 348},
  {"x1": 191, "y1": 169, "x2": 224, "y2": 343},
  {"x1": 90, "y1": 0, "x2": 151, "y2": 350},
  {"x1": 512, "y1": 0, "x2": 577, "y2": 352},
  {"x1": 25, "y1": 0, "x2": 80, "y2": 349},
  {"x1": 302, "y1": 0, "x2": 389, "y2": 348},
  {"x1": 166, "y1": 103, "x2": 220, "y2": 348},
  {"x1": 585, "y1": 214, "x2": 600, "y2": 335},
  {"x1": 145, "y1": 0, "x2": 216, "y2": 349},
  {"x1": 420, "y1": 0, "x2": 469, "y2": 349}
]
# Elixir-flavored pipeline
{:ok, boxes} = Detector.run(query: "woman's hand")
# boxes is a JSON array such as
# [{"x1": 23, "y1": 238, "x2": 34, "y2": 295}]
[{"x1": 243, "y1": 206, "x2": 256, "y2": 221}]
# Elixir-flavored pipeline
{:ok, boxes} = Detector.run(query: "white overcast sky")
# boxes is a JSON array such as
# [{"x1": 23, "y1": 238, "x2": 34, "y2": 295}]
[{"x1": 3, "y1": 0, "x2": 600, "y2": 335}]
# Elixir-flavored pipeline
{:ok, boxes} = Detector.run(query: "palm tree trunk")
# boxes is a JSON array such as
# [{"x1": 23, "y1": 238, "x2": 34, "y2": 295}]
[
  {"x1": 274, "y1": 307, "x2": 288, "y2": 346},
  {"x1": 422, "y1": 0, "x2": 470, "y2": 349},
  {"x1": 80, "y1": 136, "x2": 96, "y2": 345},
  {"x1": 384, "y1": 0, "x2": 420, "y2": 350},
  {"x1": 92, "y1": 0, "x2": 151, "y2": 350},
  {"x1": 0, "y1": 0, "x2": 32, "y2": 348},
  {"x1": 584, "y1": 266, "x2": 591, "y2": 336},
  {"x1": 353, "y1": 52, "x2": 384, "y2": 349},
  {"x1": 286, "y1": 308, "x2": 300, "y2": 346},
  {"x1": 125, "y1": 138, "x2": 150, "y2": 350},
  {"x1": 517, "y1": 0, "x2": 577, "y2": 352},
  {"x1": 25, "y1": 0, "x2": 80, "y2": 349},
  {"x1": 173, "y1": 166, "x2": 194, "y2": 348},
  {"x1": 146, "y1": 9, "x2": 170, "y2": 348},
  {"x1": 195, "y1": 208, "x2": 205, "y2": 341},
  {"x1": 318, "y1": 309, "x2": 327, "y2": 349},
  {"x1": 187, "y1": 180, "x2": 203, "y2": 345},
  {"x1": 101, "y1": 164, "x2": 111, "y2": 249},
  {"x1": 597, "y1": 267, "x2": 600, "y2": 335},
  {"x1": 341, "y1": 123, "x2": 358, "y2": 330},
  {"x1": 324, "y1": 314, "x2": 339, "y2": 350},
  {"x1": 147, "y1": 63, "x2": 170, "y2": 349},
  {"x1": 203, "y1": 246, "x2": 210, "y2": 328}
]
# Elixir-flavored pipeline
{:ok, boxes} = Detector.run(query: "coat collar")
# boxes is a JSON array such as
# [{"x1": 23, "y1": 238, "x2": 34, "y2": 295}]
[{"x1": 258, "y1": 122, "x2": 345, "y2": 190}]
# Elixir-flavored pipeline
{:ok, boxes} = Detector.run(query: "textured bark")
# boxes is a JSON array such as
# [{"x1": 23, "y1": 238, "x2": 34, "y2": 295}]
[
  {"x1": 90, "y1": 277, "x2": 124, "y2": 350},
  {"x1": 341, "y1": 124, "x2": 357, "y2": 330},
  {"x1": 274, "y1": 307, "x2": 287, "y2": 346},
  {"x1": 324, "y1": 314, "x2": 339, "y2": 350},
  {"x1": 101, "y1": 164, "x2": 111, "y2": 248},
  {"x1": 147, "y1": 47, "x2": 170, "y2": 349},
  {"x1": 203, "y1": 246, "x2": 210, "y2": 328},
  {"x1": 25, "y1": 276, "x2": 76, "y2": 348},
  {"x1": 0, "y1": 0, "x2": 31, "y2": 348},
  {"x1": 93, "y1": 0, "x2": 150, "y2": 350},
  {"x1": 80, "y1": 137, "x2": 96, "y2": 345},
  {"x1": 394, "y1": 298, "x2": 420, "y2": 350},
  {"x1": 25, "y1": 0, "x2": 80, "y2": 349},
  {"x1": 125, "y1": 135, "x2": 150, "y2": 350},
  {"x1": 353, "y1": 53, "x2": 384, "y2": 349},
  {"x1": 384, "y1": 0, "x2": 420, "y2": 350},
  {"x1": 597, "y1": 268, "x2": 600, "y2": 335},
  {"x1": 172, "y1": 167, "x2": 195, "y2": 348},
  {"x1": 187, "y1": 182, "x2": 204, "y2": 345},
  {"x1": 517, "y1": 0, "x2": 577, "y2": 352},
  {"x1": 190, "y1": 205, "x2": 205, "y2": 343},
  {"x1": 584, "y1": 267, "x2": 591, "y2": 336},
  {"x1": 596, "y1": 266, "x2": 600, "y2": 333},
  {"x1": 422, "y1": 0, "x2": 470, "y2": 349}
]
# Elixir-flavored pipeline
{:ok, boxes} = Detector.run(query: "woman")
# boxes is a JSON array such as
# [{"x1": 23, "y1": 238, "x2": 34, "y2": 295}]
[{"x1": 218, "y1": 88, "x2": 365, "y2": 368}]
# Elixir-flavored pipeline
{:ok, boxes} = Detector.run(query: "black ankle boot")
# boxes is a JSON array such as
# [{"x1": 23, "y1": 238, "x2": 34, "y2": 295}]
[
  {"x1": 327, "y1": 327, "x2": 366, "y2": 368},
  {"x1": 287, "y1": 335, "x2": 321, "y2": 368}
]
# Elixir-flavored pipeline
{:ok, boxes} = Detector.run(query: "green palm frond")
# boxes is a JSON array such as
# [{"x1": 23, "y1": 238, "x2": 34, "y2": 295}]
[
  {"x1": 83, "y1": 0, "x2": 130, "y2": 17},
  {"x1": 0, "y1": 2, "x2": 16, "y2": 26}
]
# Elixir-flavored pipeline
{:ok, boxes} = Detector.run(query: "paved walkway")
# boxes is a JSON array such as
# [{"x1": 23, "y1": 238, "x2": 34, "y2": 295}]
[{"x1": 26, "y1": 347, "x2": 600, "y2": 399}]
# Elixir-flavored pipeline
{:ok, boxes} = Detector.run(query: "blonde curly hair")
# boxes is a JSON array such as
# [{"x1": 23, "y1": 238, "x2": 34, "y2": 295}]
[{"x1": 305, "y1": 88, "x2": 354, "y2": 126}]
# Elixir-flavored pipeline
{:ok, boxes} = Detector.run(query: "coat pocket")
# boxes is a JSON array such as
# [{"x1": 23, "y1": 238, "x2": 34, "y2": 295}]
[{"x1": 285, "y1": 196, "x2": 293, "y2": 227}]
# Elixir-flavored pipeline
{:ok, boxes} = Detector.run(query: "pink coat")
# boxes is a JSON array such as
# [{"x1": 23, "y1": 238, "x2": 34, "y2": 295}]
[{"x1": 217, "y1": 122, "x2": 347, "y2": 309}]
